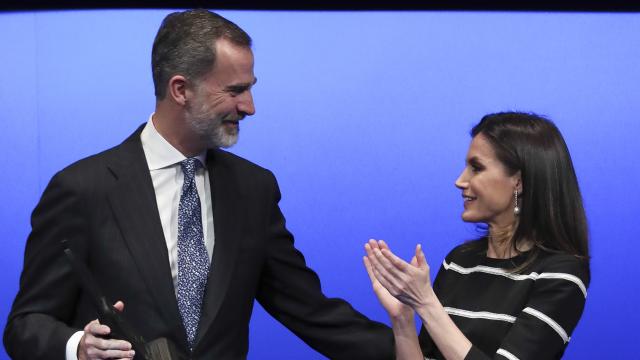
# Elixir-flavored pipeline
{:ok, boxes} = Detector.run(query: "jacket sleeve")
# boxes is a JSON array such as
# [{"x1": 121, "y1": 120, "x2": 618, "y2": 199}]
[
  {"x1": 254, "y1": 171, "x2": 395, "y2": 360},
  {"x1": 3, "y1": 169, "x2": 88, "y2": 360}
]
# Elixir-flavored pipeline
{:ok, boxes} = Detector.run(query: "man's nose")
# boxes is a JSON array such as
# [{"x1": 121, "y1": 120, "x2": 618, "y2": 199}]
[{"x1": 238, "y1": 90, "x2": 255, "y2": 116}]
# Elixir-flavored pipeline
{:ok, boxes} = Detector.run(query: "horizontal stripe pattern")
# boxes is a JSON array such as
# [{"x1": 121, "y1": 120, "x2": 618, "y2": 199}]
[
  {"x1": 496, "y1": 348, "x2": 520, "y2": 360},
  {"x1": 443, "y1": 260, "x2": 587, "y2": 298},
  {"x1": 418, "y1": 243, "x2": 588, "y2": 359},
  {"x1": 444, "y1": 307, "x2": 516, "y2": 323},
  {"x1": 523, "y1": 307, "x2": 570, "y2": 343}
]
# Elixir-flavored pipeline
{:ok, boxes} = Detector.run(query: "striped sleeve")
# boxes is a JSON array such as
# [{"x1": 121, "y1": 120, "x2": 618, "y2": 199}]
[{"x1": 465, "y1": 256, "x2": 589, "y2": 360}]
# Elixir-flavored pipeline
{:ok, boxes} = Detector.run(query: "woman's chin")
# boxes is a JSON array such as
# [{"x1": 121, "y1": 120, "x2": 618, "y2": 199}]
[{"x1": 461, "y1": 212, "x2": 482, "y2": 223}]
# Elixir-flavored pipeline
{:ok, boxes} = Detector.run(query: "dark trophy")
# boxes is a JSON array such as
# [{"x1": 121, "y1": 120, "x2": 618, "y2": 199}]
[{"x1": 62, "y1": 239, "x2": 184, "y2": 360}]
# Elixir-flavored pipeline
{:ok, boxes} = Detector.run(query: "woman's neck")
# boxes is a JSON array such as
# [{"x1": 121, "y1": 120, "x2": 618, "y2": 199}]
[{"x1": 486, "y1": 223, "x2": 531, "y2": 259}]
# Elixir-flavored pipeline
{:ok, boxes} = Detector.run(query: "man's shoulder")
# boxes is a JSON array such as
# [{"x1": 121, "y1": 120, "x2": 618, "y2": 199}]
[
  {"x1": 211, "y1": 148, "x2": 273, "y2": 177},
  {"x1": 52, "y1": 127, "x2": 142, "y2": 184},
  {"x1": 57, "y1": 141, "x2": 129, "y2": 176},
  {"x1": 210, "y1": 149, "x2": 281, "y2": 197}
]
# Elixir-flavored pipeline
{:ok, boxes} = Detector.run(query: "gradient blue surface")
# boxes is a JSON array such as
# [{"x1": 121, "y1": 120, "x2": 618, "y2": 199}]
[{"x1": 1, "y1": 9, "x2": 638, "y2": 359}]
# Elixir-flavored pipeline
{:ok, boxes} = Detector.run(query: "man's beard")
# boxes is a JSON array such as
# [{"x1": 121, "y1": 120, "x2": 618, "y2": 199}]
[{"x1": 187, "y1": 110, "x2": 239, "y2": 149}]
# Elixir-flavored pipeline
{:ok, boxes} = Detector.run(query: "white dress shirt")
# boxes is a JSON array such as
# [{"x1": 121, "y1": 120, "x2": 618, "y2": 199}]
[{"x1": 66, "y1": 115, "x2": 215, "y2": 359}]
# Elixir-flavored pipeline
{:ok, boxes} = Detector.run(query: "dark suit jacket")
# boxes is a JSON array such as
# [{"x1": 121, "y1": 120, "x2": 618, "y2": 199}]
[{"x1": 3, "y1": 126, "x2": 394, "y2": 359}]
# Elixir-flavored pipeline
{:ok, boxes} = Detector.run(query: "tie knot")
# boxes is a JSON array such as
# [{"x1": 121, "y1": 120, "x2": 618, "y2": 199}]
[{"x1": 181, "y1": 158, "x2": 202, "y2": 180}]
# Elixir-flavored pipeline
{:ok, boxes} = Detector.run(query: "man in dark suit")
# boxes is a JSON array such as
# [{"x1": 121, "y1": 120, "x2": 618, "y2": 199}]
[{"x1": 3, "y1": 9, "x2": 393, "y2": 360}]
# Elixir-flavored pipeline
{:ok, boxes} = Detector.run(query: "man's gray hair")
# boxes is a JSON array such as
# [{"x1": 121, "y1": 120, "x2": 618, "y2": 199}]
[{"x1": 151, "y1": 9, "x2": 252, "y2": 100}]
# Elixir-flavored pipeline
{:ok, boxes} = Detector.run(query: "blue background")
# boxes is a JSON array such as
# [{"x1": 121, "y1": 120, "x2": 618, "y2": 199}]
[{"x1": 1, "y1": 9, "x2": 639, "y2": 359}]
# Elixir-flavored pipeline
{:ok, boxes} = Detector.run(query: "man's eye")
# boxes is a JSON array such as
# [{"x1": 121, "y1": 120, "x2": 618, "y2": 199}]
[{"x1": 228, "y1": 87, "x2": 247, "y2": 95}]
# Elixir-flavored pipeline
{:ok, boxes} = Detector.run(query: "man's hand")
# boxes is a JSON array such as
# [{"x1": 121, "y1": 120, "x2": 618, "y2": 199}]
[{"x1": 77, "y1": 301, "x2": 135, "y2": 360}]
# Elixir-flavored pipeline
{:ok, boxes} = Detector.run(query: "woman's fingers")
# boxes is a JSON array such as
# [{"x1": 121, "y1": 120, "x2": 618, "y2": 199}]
[
  {"x1": 367, "y1": 245, "x2": 401, "y2": 292},
  {"x1": 363, "y1": 253, "x2": 378, "y2": 284},
  {"x1": 367, "y1": 240, "x2": 398, "y2": 283},
  {"x1": 415, "y1": 244, "x2": 424, "y2": 266},
  {"x1": 378, "y1": 239, "x2": 390, "y2": 251},
  {"x1": 374, "y1": 247, "x2": 398, "y2": 275},
  {"x1": 380, "y1": 248, "x2": 409, "y2": 272}
]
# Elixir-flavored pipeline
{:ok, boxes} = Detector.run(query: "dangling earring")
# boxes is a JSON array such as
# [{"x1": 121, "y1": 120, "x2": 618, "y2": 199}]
[{"x1": 514, "y1": 189, "x2": 520, "y2": 215}]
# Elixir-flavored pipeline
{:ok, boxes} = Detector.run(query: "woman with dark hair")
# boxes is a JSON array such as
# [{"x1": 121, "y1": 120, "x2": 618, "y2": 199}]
[{"x1": 364, "y1": 112, "x2": 590, "y2": 360}]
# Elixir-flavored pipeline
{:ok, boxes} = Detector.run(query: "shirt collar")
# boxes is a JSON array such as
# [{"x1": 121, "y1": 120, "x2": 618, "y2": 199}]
[{"x1": 140, "y1": 114, "x2": 207, "y2": 170}]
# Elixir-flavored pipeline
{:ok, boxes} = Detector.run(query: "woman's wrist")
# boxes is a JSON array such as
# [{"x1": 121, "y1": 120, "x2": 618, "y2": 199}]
[
  {"x1": 390, "y1": 314, "x2": 415, "y2": 333},
  {"x1": 390, "y1": 307, "x2": 416, "y2": 326},
  {"x1": 415, "y1": 287, "x2": 440, "y2": 319}
]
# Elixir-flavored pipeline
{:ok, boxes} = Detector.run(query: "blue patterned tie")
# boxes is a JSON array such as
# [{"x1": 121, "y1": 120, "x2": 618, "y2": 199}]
[{"x1": 177, "y1": 158, "x2": 210, "y2": 351}]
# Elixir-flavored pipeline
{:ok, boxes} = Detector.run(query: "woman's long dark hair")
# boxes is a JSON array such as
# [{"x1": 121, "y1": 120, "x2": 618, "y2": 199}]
[{"x1": 468, "y1": 112, "x2": 589, "y2": 272}]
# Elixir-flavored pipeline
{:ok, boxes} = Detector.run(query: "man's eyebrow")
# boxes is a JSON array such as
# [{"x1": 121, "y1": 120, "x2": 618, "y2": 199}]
[{"x1": 227, "y1": 77, "x2": 258, "y2": 91}]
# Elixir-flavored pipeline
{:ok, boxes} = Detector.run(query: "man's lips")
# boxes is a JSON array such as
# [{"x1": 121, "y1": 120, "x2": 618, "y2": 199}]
[{"x1": 223, "y1": 119, "x2": 239, "y2": 126}]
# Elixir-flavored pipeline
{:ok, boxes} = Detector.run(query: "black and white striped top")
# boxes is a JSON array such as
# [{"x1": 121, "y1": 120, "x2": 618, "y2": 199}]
[{"x1": 419, "y1": 239, "x2": 589, "y2": 360}]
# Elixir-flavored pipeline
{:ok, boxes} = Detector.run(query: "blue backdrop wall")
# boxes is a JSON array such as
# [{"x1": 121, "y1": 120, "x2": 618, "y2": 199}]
[{"x1": 1, "y1": 9, "x2": 638, "y2": 359}]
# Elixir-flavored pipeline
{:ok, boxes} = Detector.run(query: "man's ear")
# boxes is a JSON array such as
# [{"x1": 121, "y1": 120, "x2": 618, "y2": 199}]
[{"x1": 167, "y1": 75, "x2": 189, "y2": 106}]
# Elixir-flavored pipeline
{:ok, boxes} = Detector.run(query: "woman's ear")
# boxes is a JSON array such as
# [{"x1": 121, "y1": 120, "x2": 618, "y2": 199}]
[{"x1": 513, "y1": 171, "x2": 523, "y2": 193}]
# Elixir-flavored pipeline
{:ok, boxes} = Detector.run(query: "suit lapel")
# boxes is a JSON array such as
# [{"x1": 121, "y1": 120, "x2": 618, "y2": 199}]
[
  {"x1": 194, "y1": 150, "x2": 242, "y2": 347},
  {"x1": 105, "y1": 128, "x2": 187, "y2": 345}
]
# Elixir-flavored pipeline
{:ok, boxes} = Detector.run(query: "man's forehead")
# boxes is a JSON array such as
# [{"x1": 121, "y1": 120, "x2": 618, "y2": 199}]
[
  {"x1": 213, "y1": 41, "x2": 253, "y2": 70},
  {"x1": 214, "y1": 37, "x2": 253, "y2": 56}
]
